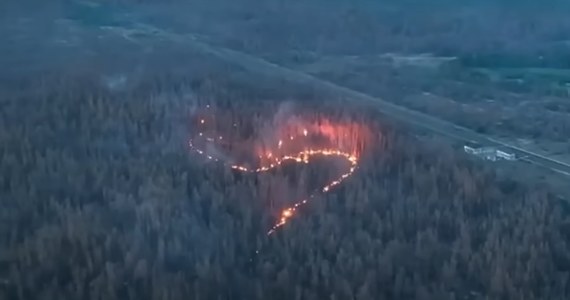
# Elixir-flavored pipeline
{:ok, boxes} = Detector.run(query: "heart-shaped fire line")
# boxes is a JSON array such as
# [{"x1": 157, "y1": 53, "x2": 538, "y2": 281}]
[{"x1": 188, "y1": 107, "x2": 361, "y2": 236}]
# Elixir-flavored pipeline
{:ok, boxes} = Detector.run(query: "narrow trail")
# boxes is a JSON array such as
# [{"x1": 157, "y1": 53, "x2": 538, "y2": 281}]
[{"x1": 122, "y1": 22, "x2": 570, "y2": 177}]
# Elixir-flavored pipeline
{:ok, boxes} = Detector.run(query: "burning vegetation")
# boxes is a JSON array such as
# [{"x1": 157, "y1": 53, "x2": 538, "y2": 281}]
[
  {"x1": 189, "y1": 104, "x2": 375, "y2": 235},
  {"x1": 1, "y1": 69, "x2": 568, "y2": 300}
]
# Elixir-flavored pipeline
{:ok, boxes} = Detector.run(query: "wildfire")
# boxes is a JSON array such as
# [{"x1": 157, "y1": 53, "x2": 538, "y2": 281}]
[{"x1": 189, "y1": 107, "x2": 369, "y2": 236}]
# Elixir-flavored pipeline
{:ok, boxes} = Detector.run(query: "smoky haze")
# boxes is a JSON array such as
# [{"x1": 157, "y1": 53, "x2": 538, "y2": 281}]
[{"x1": 2, "y1": 1, "x2": 570, "y2": 300}]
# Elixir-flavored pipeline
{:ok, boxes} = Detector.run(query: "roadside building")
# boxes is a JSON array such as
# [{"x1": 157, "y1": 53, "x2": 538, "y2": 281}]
[{"x1": 464, "y1": 145, "x2": 516, "y2": 161}]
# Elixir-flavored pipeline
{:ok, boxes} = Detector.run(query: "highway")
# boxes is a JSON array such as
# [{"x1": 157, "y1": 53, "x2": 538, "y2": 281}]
[{"x1": 122, "y1": 23, "x2": 570, "y2": 177}]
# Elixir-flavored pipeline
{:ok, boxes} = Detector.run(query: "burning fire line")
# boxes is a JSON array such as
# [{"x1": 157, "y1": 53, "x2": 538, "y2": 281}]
[{"x1": 189, "y1": 117, "x2": 360, "y2": 235}]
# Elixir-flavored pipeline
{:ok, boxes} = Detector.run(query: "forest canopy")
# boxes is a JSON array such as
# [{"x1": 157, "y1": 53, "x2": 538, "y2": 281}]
[
  {"x1": 0, "y1": 67, "x2": 569, "y2": 300},
  {"x1": 1, "y1": 1, "x2": 570, "y2": 298}
]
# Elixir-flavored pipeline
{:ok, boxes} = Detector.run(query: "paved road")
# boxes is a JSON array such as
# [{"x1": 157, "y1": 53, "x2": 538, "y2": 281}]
[{"x1": 121, "y1": 23, "x2": 570, "y2": 177}]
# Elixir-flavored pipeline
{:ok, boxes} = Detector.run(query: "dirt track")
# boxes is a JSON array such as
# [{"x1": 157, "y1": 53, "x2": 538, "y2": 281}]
[{"x1": 99, "y1": 21, "x2": 570, "y2": 178}]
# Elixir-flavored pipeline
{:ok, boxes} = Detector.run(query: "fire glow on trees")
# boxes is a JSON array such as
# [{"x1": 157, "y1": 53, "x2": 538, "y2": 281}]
[{"x1": 188, "y1": 104, "x2": 372, "y2": 235}]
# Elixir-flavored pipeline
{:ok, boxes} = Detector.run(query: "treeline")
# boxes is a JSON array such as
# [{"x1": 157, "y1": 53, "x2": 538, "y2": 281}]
[
  {"x1": 129, "y1": 0, "x2": 570, "y2": 67},
  {"x1": 0, "y1": 72, "x2": 569, "y2": 300}
]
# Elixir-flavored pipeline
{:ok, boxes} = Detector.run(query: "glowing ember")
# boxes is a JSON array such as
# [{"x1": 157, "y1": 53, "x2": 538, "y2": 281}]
[{"x1": 189, "y1": 107, "x2": 368, "y2": 236}]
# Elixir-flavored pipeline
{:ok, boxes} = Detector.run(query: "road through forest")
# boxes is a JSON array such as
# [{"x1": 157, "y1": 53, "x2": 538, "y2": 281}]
[{"x1": 116, "y1": 22, "x2": 570, "y2": 177}]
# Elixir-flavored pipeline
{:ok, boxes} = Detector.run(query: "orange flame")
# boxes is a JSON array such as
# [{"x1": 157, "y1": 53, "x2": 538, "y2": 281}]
[{"x1": 189, "y1": 108, "x2": 371, "y2": 235}]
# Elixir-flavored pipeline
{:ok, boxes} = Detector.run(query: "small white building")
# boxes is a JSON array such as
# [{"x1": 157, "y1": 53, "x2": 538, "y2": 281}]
[
  {"x1": 464, "y1": 145, "x2": 516, "y2": 161},
  {"x1": 496, "y1": 150, "x2": 517, "y2": 161}
]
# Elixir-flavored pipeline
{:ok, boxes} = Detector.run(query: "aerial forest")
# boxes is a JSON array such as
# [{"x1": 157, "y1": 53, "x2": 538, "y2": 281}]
[{"x1": 0, "y1": 64, "x2": 569, "y2": 300}]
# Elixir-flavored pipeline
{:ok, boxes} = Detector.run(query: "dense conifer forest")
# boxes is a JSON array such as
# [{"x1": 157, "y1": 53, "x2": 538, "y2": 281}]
[
  {"x1": 2, "y1": 1, "x2": 570, "y2": 299},
  {"x1": 1, "y1": 67, "x2": 569, "y2": 300}
]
